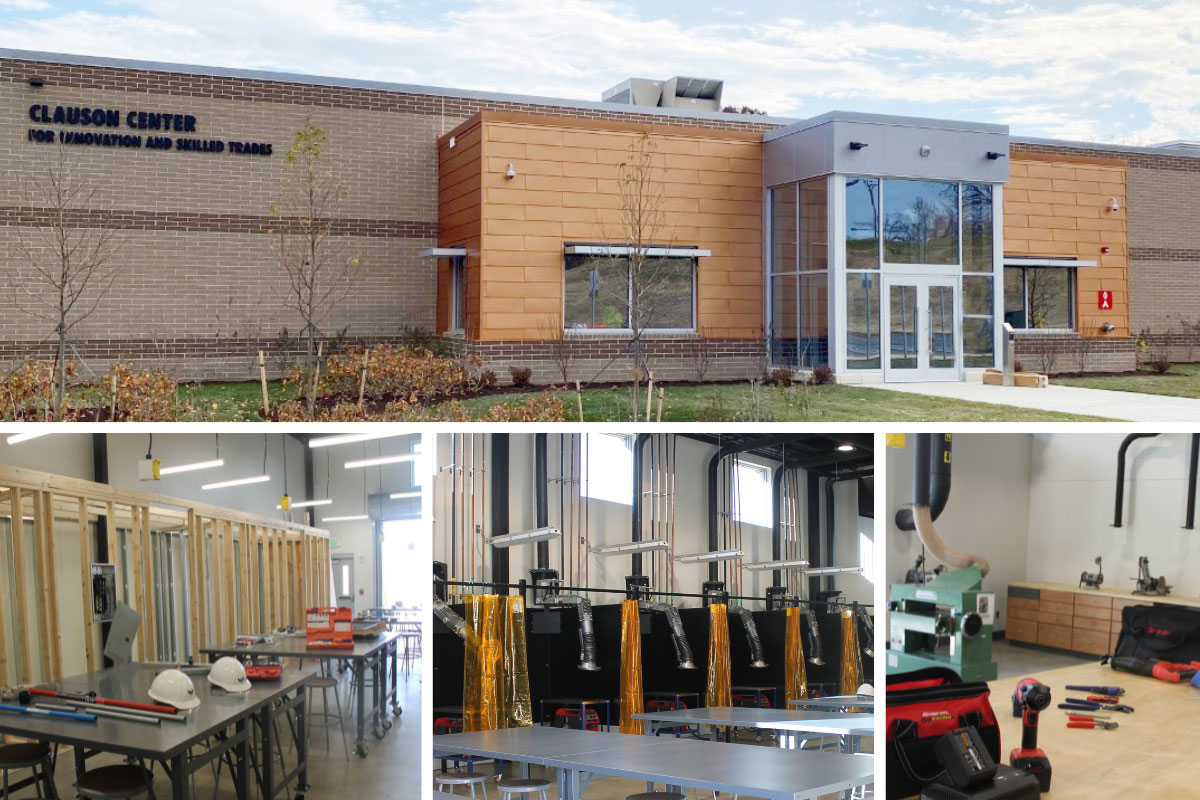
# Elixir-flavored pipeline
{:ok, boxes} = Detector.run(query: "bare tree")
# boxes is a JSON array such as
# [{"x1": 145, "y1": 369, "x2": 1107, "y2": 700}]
[
  {"x1": 272, "y1": 122, "x2": 360, "y2": 412},
  {"x1": 10, "y1": 145, "x2": 123, "y2": 418},
  {"x1": 537, "y1": 314, "x2": 577, "y2": 384}
]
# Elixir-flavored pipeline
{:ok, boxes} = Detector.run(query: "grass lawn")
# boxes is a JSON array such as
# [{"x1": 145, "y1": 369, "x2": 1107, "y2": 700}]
[
  {"x1": 176, "y1": 380, "x2": 298, "y2": 421},
  {"x1": 1055, "y1": 362, "x2": 1200, "y2": 399}
]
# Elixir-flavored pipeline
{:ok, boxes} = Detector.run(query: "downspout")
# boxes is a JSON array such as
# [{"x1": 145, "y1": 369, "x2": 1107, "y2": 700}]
[
  {"x1": 640, "y1": 601, "x2": 697, "y2": 669},
  {"x1": 904, "y1": 434, "x2": 990, "y2": 576},
  {"x1": 631, "y1": 433, "x2": 650, "y2": 577},
  {"x1": 535, "y1": 433, "x2": 549, "y2": 568},
  {"x1": 1184, "y1": 433, "x2": 1198, "y2": 530},
  {"x1": 1113, "y1": 433, "x2": 1160, "y2": 528},
  {"x1": 728, "y1": 605, "x2": 767, "y2": 668}
]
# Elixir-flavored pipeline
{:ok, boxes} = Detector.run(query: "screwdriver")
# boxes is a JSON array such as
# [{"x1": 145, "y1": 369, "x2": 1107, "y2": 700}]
[{"x1": 1065, "y1": 685, "x2": 1124, "y2": 696}]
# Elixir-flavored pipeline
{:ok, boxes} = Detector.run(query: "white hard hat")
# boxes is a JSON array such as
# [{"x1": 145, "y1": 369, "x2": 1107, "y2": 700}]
[
  {"x1": 209, "y1": 657, "x2": 251, "y2": 693},
  {"x1": 857, "y1": 683, "x2": 875, "y2": 696},
  {"x1": 149, "y1": 669, "x2": 201, "y2": 709}
]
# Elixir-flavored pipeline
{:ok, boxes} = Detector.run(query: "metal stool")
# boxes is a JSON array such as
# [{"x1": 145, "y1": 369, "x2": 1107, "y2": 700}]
[
  {"x1": 308, "y1": 675, "x2": 350, "y2": 761},
  {"x1": 436, "y1": 772, "x2": 490, "y2": 798},
  {"x1": 0, "y1": 743, "x2": 57, "y2": 800},
  {"x1": 75, "y1": 765, "x2": 155, "y2": 800},
  {"x1": 626, "y1": 794, "x2": 685, "y2": 800},
  {"x1": 496, "y1": 777, "x2": 550, "y2": 800}
]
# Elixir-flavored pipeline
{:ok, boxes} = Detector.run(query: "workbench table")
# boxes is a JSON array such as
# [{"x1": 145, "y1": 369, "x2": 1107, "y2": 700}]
[
  {"x1": 633, "y1": 706, "x2": 873, "y2": 754},
  {"x1": 202, "y1": 630, "x2": 402, "y2": 758},
  {"x1": 788, "y1": 694, "x2": 875, "y2": 713},
  {"x1": 0, "y1": 663, "x2": 313, "y2": 800},
  {"x1": 984, "y1": 662, "x2": 1198, "y2": 798},
  {"x1": 433, "y1": 726, "x2": 874, "y2": 800}
]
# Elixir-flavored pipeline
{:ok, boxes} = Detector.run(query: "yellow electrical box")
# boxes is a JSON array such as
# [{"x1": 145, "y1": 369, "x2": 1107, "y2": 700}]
[
  {"x1": 886, "y1": 433, "x2": 905, "y2": 449},
  {"x1": 280, "y1": 494, "x2": 291, "y2": 510}
]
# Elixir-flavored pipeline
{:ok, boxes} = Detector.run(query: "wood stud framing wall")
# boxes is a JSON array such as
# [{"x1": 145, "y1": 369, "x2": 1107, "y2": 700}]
[{"x1": 0, "y1": 466, "x2": 330, "y2": 729}]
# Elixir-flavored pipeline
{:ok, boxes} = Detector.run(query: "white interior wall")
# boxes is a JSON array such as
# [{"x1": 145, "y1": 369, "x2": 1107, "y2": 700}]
[
  {"x1": 1025, "y1": 432, "x2": 1200, "y2": 596},
  {"x1": 434, "y1": 433, "x2": 875, "y2": 611},
  {"x1": 0, "y1": 433, "x2": 95, "y2": 478},
  {"x1": 886, "y1": 434, "x2": 1032, "y2": 631}
]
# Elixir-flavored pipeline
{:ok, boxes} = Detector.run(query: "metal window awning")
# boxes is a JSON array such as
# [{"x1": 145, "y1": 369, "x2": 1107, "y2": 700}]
[
  {"x1": 564, "y1": 245, "x2": 712, "y2": 258},
  {"x1": 1003, "y1": 256, "x2": 1097, "y2": 268},
  {"x1": 418, "y1": 247, "x2": 467, "y2": 258}
]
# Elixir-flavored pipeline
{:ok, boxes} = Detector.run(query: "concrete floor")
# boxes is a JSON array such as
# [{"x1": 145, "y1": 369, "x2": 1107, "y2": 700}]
[
  {"x1": 432, "y1": 727, "x2": 873, "y2": 800},
  {"x1": 32, "y1": 664, "x2": 422, "y2": 800},
  {"x1": 992, "y1": 638, "x2": 1093, "y2": 680}
]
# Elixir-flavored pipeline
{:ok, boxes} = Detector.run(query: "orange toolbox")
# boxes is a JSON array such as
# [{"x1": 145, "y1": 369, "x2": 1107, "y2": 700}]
[{"x1": 305, "y1": 607, "x2": 354, "y2": 649}]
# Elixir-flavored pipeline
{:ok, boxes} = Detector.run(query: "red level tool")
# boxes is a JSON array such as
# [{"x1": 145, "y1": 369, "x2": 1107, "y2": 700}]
[{"x1": 29, "y1": 688, "x2": 177, "y2": 715}]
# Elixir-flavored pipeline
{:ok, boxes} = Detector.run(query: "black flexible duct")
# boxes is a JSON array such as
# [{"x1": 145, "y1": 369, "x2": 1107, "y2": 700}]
[
  {"x1": 802, "y1": 608, "x2": 825, "y2": 665},
  {"x1": 856, "y1": 606, "x2": 875, "y2": 658},
  {"x1": 1113, "y1": 433, "x2": 1160, "y2": 527},
  {"x1": 729, "y1": 605, "x2": 767, "y2": 668},
  {"x1": 550, "y1": 595, "x2": 599, "y2": 671},
  {"x1": 1185, "y1": 433, "x2": 1199, "y2": 531},
  {"x1": 535, "y1": 433, "x2": 549, "y2": 567},
  {"x1": 432, "y1": 597, "x2": 467, "y2": 640},
  {"x1": 640, "y1": 601, "x2": 697, "y2": 669},
  {"x1": 895, "y1": 434, "x2": 952, "y2": 530}
]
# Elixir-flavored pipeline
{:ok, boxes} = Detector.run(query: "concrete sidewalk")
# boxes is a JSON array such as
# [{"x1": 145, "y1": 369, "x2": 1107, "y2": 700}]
[{"x1": 874, "y1": 381, "x2": 1200, "y2": 422}]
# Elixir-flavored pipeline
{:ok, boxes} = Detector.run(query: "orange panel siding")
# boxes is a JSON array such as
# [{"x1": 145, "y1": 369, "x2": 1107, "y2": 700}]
[{"x1": 1005, "y1": 155, "x2": 1129, "y2": 337}]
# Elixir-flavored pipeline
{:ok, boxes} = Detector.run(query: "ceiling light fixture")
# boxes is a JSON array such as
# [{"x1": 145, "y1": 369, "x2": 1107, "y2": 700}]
[
  {"x1": 486, "y1": 527, "x2": 561, "y2": 548},
  {"x1": 202, "y1": 474, "x2": 270, "y2": 491},
  {"x1": 673, "y1": 549, "x2": 743, "y2": 564},
  {"x1": 344, "y1": 453, "x2": 417, "y2": 469},
  {"x1": 309, "y1": 432, "x2": 410, "y2": 449},
  {"x1": 321, "y1": 514, "x2": 369, "y2": 523},
  {"x1": 590, "y1": 539, "x2": 669, "y2": 555},
  {"x1": 388, "y1": 491, "x2": 421, "y2": 500},
  {"x1": 6, "y1": 432, "x2": 51, "y2": 445},
  {"x1": 743, "y1": 558, "x2": 810, "y2": 571},
  {"x1": 803, "y1": 565, "x2": 864, "y2": 576},
  {"x1": 159, "y1": 458, "x2": 224, "y2": 476},
  {"x1": 836, "y1": 444, "x2": 856, "y2": 452},
  {"x1": 276, "y1": 498, "x2": 332, "y2": 510}
]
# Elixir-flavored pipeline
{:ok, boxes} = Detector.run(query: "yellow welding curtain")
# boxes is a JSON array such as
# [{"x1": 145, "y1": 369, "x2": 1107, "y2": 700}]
[
  {"x1": 783, "y1": 607, "x2": 808, "y2": 703},
  {"x1": 706, "y1": 603, "x2": 732, "y2": 708},
  {"x1": 839, "y1": 608, "x2": 865, "y2": 695},
  {"x1": 462, "y1": 595, "x2": 533, "y2": 732},
  {"x1": 619, "y1": 599, "x2": 644, "y2": 734}
]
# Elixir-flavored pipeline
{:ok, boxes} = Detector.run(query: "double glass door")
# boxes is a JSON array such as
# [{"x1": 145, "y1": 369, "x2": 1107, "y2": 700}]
[{"x1": 883, "y1": 276, "x2": 960, "y2": 382}]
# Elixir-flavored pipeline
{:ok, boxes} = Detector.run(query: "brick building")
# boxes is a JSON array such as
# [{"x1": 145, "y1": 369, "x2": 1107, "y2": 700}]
[{"x1": 2, "y1": 49, "x2": 1197, "y2": 383}]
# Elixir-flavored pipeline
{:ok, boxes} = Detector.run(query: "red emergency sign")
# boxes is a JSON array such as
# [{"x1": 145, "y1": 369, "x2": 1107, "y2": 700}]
[{"x1": 1098, "y1": 290, "x2": 1112, "y2": 310}]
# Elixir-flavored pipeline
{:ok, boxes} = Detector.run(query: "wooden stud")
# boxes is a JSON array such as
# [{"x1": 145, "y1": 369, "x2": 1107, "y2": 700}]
[
  {"x1": 41, "y1": 492, "x2": 63, "y2": 680},
  {"x1": 294, "y1": 540, "x2": 304, "y2": 627},
  {"x1": 187, "y1": 510, "x2": 200, "y2": 664},
  {"x1": 140, "y1": 505, "x2": 155, "y2": 661},
  {"x1": 78, "y1": 497, "x2": 97, "y2": 672},
  {"x1": 130, "y1": 505, "x2": 146, "y2": 661},
  {"x1": 105, "y1": 501, "x2": 116, "y2": 565},
  {"x1": 0, "y1": 491, "x2": 10, "y2": 735},
  {"x1": 31, "y1": 490, "x2": 53, "y2": 681},
  {"x1": 222, "y1": 519, "x2": 235, "y2": 641},
  {"x1": 249, "y1": 525, "x2": 260, "y2": 632},
  {"x1": 8, "y1": 487, "x2": 32, "y2": 682},
  {"x1": 195, "y1": 516, "x2": 209, "y2": 652}
]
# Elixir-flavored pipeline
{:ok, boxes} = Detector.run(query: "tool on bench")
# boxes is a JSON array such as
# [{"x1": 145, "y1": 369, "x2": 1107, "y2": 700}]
[
  {"x1": 1131, "y1": 556, "x2": 1171, "y2": 595},
  {"x1": 0, "y1": 702, "x2": 96, "y2": 722},
  {"x1": 29, "y1": 687, "x2": 178, "y2": 715},
  {"x1": 1083, "y1": 695, "x2": 1120, "y2": 704},
  {"x1": 1065, "y1": 684, "x2": 1124, "y2": 695},
  {"x1": 1067, "y1": 719, "x2": 1118, "y2": 730},
  {"x1": 1059, "y1": 700, "x2": 1134, "y2": 713},
  {"x1": 1078, "y1": 557, "x2": 1103, "y2": 589},
  {"x1": 920, "y1": 727, "x2": 1041, "y2": 800},
  {"x1": 36, "y1": 702, "x2": 161, "y2": 726},
  {"x1": 1063, "y1": 711, "x2": 1110, "y2": 720},
  {"x1": 56, "y1": 699, "x2": 188, "y2": 724},
  {"x1": 1009, "y1": 679, "x2": 1052, "y2": 792},
  {"x1": 1108, "y1": 655, "x2": 1200, "y2": 684}
]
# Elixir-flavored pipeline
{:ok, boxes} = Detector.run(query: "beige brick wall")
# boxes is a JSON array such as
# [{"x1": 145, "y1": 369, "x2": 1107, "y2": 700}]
[{"x1": 1126, "y1": 166, "x2": 1200, "y2": 334}]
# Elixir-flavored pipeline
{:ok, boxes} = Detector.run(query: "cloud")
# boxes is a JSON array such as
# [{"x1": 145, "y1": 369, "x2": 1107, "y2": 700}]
[
  {"x1": 1, "y1": 0, "x2": 1199, "y2": 142},
  {"x1": 1, "y1": 0, "x2": 50, "y2": 10}
]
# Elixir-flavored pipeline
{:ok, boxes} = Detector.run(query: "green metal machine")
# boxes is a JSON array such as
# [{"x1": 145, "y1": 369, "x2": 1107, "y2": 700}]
[{"x1": 887, "y1": 564, "x2": 998, "y2": 682}]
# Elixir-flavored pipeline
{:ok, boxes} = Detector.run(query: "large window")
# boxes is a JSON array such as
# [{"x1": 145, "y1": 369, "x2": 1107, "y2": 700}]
[
  {"x1": 564, "y1": 253, "x2": 695, "y2": 331},
  {"x1": 845, "y1": 178, "x2": 879, "y2": 268},
  {"x1": 883, "y1": 179, "x2": 959, "y2": 264},
  {"x1": 450, "y1": 255, "x2": 466, "y2": 332},
  {"x1": 846, "y1": 273, "x2": 881, "y2": 369},
  {"x1": 732, "y1": 460, "x2": 772, "y2": 528},
  {"x1": 962, "y1": 184, "x2": 993, "y2": 272},
  {"x1": 581, "y1": 433, "x2": 633, "y2": 505},
  {"x1": 1005, "y1": 267, "x2": 1074, "y2": 330},
  {"x1": 962, "y1": 275, "x2": 995, "y2": 367}
]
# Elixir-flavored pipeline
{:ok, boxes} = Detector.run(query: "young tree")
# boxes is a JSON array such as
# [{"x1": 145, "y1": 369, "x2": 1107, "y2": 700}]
[
  {"x1": 272, "y1": 122, "x2": 361, "y2": 411},
  {"x1": 10, "y1": 145, "x2": 123, "y2": 418}
]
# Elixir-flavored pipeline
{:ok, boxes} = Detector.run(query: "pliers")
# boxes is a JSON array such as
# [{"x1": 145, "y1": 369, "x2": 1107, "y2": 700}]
[
  {"x1": 1063, "y1": 711, "x2": 1111, "y2": 719},
  {"x1": 1068, "y1": 718, "x2": 1118, "y2": 730},
  {"x1": 1060, "y1": 700, "x2": 1135, "y2": 713}
]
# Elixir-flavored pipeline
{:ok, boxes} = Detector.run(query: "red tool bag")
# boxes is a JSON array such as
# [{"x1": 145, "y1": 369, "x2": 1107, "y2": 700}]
[
  {"x1": 886, "y1": 667, "x2": 1000, "y2": 799},
  {"x1": 1110, "y1": 604, "x2": 1200, "y2": 665}
]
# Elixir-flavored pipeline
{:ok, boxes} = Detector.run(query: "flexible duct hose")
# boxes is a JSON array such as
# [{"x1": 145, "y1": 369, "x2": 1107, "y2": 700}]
[
  {"x1": 802, "y1": 608, "x2": 824, "y2": 666},
  {"x1": 728, "y1": 606, "x2": 767, "y2": 668},
  {"x1": 433, "y1": 597, "x2": 467, "y2": 640},
  {"x1": 640, "y1": 601, "x2": 697, "y2": 669},
  {"x1": 913, "y1": 505, "x2": 990, "y2": 577},
  {"x1": 551, "y1": 595, "x2": 600, "y2": 671},
  {"x1": 856, "y1": 606, "x2": 875, "y2": 658}
]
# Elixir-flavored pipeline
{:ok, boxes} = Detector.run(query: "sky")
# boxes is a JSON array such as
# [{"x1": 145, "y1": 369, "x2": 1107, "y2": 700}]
[{"x1": 2, "y1": 0, "x2": 1199, "y2": 144}]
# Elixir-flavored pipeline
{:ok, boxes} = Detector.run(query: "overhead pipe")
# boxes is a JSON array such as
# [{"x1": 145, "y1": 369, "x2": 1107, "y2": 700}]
[
  {"x1": 535, "y1": 433, "x2": 550, "y2": 568},
  {"x1": 1184, "y1": 433, "x2": 1198, "y2": 530},
  {"x1": 548, "y1": 594, "x2": 600, "y2": 671},
  {"x1": 771, "y1": 462, "x2": 787, "y2": 588},
  {"x1": 631, "y1": 433, "x2": 651, "y2": 577},
  {"x1": 728, "y1": 605, "x2": 767, "y2": 668},
  {"x1": 902, "y1": 434, "x2": 990, "y2": 576},
  {"x1": 895, "y1": 434, "x2": 951, "y2": 530},
  {"x1": 640, "y1": 600, "x2": 697, "y2": 669},
  {"x1": 490, "y1": 434, "x2": 510, "y2": 586},
  {"x1": 1113, "y1": 433, "x2": 1160, "y2": 527}
]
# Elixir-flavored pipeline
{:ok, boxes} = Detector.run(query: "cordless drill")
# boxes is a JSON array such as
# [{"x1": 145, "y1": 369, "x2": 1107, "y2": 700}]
[{"x1": 1010, "y1": 678, "x2": 1052, "y2": 792}]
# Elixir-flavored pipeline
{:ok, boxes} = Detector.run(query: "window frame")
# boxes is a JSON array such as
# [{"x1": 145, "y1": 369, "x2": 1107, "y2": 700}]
[
  {"x1": 1004, "y1": 266, "x2": 1076, "y2": 332},
  {"x1": 731, "y1": 459, "x2": 773, "y2": 528},
  {"x1": 880, "y1": 178, "x2": 962, "y2": 268},
  {"x1": 562, "y1": 248, "x2": 699, "y2": 336},
  {"x1": 449, "y1": 254, "x2": 466, "y2": 334},
  {"x1": 580, "y1": 432, "x2": 635, "y2": 506}
]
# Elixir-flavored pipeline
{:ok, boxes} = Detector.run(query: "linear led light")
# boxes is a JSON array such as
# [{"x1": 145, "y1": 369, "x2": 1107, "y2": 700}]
[
  {"x1": 277, "y1": 498, "x2": 332, "y2": 509},
  {"x1": 673, "y1": 549, "x2": 743, "y2": 564},
  {"x1": 591, "y1": 539, "x2": 669, "y2": 555},
  {"x1": 202, "y1": 474, "x2": 270, "y2": 491},
  {"x1": 159, "y1": 458, "x2": 224, "y2": 476},
  {"x1": 486, "y1": 527, "x2": 561, "y2": 549},
  {"x1": 803, "y1": 565, "x2": 863, "y2": 576},
  {"x1": 345, "y1": 454, "x2": 418, "y2": 469},
  {"x1": 388, "y1": 491, "x2": 421, "y2": 500},
  {"x1": 322, "y1": 514, "x2": 369, "y2": 522},
  {"x1": 6, "y1": 432, "x2": 51, "y2": 445},
  {"x1": 836, "y1": 444, "x2": 856, "y2": 452},
  {"x1": 744, "y1": 558, "x2": 810, "y2": 572},
  {"x1": 309, "y1": 433, "x2": 410, "y2": 449}
]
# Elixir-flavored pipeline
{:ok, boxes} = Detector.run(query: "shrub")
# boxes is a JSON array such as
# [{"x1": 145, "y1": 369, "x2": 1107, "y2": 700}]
[
  {"x1": 812, "y1": 365, "x2": 834, "y2": 385},
  {"x1": 478, "y1": 369, "x2": 497, "y2": 388},
  {"x1": 484, "y1": 394, "x2": 566, "y2": 422},
  {"x1": 103, "y1": 363, "x2": 178, "y2": 421},
  {"x1": 509, "y1": 366, "x2": 533, "y2": 388},
  {"x1": 1014, "y1": 360, "x2": 1025, "y2": 373},
  {"x1": 397, "y1": 325, "x2": 458, "y2": 358},
  {"x1": 0, "y1": 360, "x2": 60, "y2": 420},
  {"x1": 1145, "y1": 357, "x2": 1172, "y2": 374},
  {"x1": 768, "y1": 367, "x2": 795, "y2": 387},
  {"x1": 314, "y1": 345, "x2": 479, "y2": 403}
]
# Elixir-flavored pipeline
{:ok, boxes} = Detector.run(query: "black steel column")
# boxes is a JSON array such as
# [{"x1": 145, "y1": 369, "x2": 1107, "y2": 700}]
[{"x1": 490, "y1": 434, "x2": 510, "y2": 587}]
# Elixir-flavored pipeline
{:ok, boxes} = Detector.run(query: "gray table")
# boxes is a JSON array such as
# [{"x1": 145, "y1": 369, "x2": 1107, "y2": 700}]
[
  {"x1": 0, "y1": 663, "x2": 312, "y2": 800},
  {"x1": 203, "y1": 631, "x2": 402, "y2": 758},
  {"x1": 789, "y1": 694, "x2": 875, "y2": 712},
  {"x1": 432, "y1": 727, "x2": 873, "y2": 800},
  {"x1": 633, "y1": 707, "x2": 872, "y2": 751}
]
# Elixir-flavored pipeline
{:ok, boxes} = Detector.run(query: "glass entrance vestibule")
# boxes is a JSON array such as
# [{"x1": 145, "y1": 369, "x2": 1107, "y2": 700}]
[{"x1": 763, "y1": 112, "x2": 1009, "y2": 382}]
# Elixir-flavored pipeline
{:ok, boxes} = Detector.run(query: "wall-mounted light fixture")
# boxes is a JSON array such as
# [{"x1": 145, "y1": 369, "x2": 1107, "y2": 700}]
[
  {"x1": 1107, "y1": 198, "x2": 1120, "y2": 212},
  {"x1": 505, "y1": 163, "x2": 517, "y2": 180},
  {"x1": 848, "y1": 141, "x2": 868, "y2": 150},
  {"x1": 674, "y1": 549, "x2": 743, "y2": 564},
  {"x1": 1100, "y1": 322, "x2": 1116, "y2": 333},
  {"x1": 591, "y1": 539, "x2": 669, "y2": 555},
  {"x1": 744, "y1": 558, "x2": 810, "y2": 572},
  {"x1": 986, "y1": 151, "x2": 1006, "y2": 160},
  {"x1": 487, "y1": 527, "x2": 561, "y2": 548},
  {"x1": 28, "y1": 76, "x2": 44, "y2": 88}
]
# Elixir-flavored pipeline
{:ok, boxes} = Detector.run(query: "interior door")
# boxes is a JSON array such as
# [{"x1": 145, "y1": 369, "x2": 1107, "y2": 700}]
[
  {"x1": 332, "y1": 554, "x2": 355, "y2": 611},
  {"x1": 884, "y1": 276, "x2": 960, "y2": 382}
]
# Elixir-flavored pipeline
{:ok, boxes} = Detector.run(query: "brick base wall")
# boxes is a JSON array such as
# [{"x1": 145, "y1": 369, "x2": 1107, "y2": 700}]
[
  {"x1": 458, "y1": 337, "x2": 767, "y2": 385},
  {"x1": 1140, "y1": 331, "x2": 1200, "y2": 364},
  {"x1": 1012, "y1": 333, "x2": 1137, "y2": 374}
]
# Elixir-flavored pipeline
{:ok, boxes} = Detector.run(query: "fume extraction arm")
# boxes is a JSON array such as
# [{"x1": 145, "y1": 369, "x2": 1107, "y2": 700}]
[
  {"x1": 728, "y1": 605, "x2": 767, "y2": 668},
  {"x1": 640, "y1": 600, "x2": 698, "y2": 669}
]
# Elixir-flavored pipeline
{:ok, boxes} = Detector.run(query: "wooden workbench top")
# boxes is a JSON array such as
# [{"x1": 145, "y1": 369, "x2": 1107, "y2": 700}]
[
  {"x1": 1008, "y1": 581, "x2": 1200, "y2": 611},
  {"x1": 986, "y1": 661, "x2": 1200, "y2": 796}
]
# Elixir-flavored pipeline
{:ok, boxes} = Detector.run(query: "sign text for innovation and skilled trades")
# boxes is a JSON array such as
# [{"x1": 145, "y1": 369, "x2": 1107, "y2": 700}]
[{"x1": 26, "y1": 105, "x2": 273, "y2": 155}]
